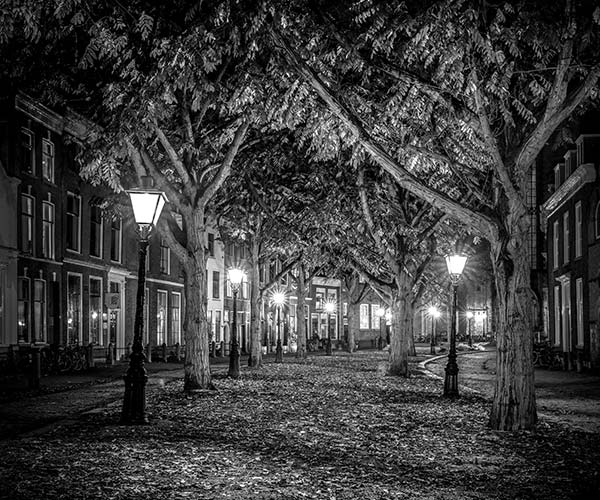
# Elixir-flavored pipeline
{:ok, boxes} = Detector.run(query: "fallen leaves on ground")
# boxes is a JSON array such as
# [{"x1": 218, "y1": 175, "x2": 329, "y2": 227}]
[{"x1": 0, "y1": 352, "x2": 599, "y2": 499}]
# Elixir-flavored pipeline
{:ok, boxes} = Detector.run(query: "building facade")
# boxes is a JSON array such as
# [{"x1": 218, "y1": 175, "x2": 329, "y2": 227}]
[{"x1": 541, "y1": 134, "x2": 600, "y2": 370}]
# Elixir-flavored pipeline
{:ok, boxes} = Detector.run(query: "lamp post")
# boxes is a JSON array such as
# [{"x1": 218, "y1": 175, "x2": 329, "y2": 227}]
[
  {"x1": 428, "y1": 306, "x2": 440, "y2": 355},
  {"x1": 272, "y1": 290, "x2": 286, "y2": 363},
  {"x1": 324, "y1": 300, "x2": 336, "y2": 356},
  {"x1": 466, "y1": 311, "x2": 474, "y2": 347},
  {"x1": 121, "y1": 181, "x2": 167, "y2": 425},
  {"x1": 444, "y1": 252, "x2": 468, "y2": 398},
  {"x1": 227, "y1": 267, "x2": 245, "y2": 379},
  {"x1": 376, "y1": 307, "x2": 385, "y2": 350}
]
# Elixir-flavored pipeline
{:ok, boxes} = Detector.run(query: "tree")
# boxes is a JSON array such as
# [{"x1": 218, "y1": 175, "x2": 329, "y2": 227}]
[{"x1": 268, "y1": 0, "x2": 600, "y2": 429}]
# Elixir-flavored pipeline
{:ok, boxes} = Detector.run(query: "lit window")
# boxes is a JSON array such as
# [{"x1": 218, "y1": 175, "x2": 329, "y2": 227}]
[
  {"x1": 20, "y1": 194, "x2": 34, "y2": 254},
  {"x1": 370, "y1": 304, "x2": 379, "y2": 329},
  {"x1": 17, "y1": 277, "x2": 30, "y2": 342},
  {"x1": 33, "y1": 279, "x2": 46, "y2": 343},
  {"x1": 67, "y1": 273, "x2": 82, "y2": 344},
  {"x1": 359, "y1": 304, "x2": 369, "y2": 329},
  {"x1": 42, "y1": 139, "x2": 54, "y2": 182},
  {"x1": 89, "y1": 277, "x2": 102, "y2": 345},
  {"x1": 157, "y1": 290, "x2": 167, "y2": 345},
  {"x1": 171, "y1": 292, "x2": 181, "y2": 345},
  {"x1": 66, "y1": 192, "x2": 81, "y2": 252},
  {"x1": 42, "y1": 201, "x2": 55, "y2": 259}
]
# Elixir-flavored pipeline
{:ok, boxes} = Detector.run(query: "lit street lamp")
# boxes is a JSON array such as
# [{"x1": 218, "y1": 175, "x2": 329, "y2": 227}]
[
  {"x1": 376, "y1": 307, "x2": 386, "y2": 350},
  {"x1": 444, "y1": 252, "x2": 468, "y2": 398},
  {"x1": 428, "y1": 306, "x2": 440, "y2": 355},
  {"x1": 227, "y1": 267, "x2": 245, "y2": 379},
  {"x1": 466, "y1": 310, "x2": 474, "y2": 347},
  {"x1": 272, "y1": 290, "x2": 286, "y2": 363},
  {"x1": 121, "y1": 180, "x2": 167, "y2": 425},
  {"x1": 324, "y1": 300, "x2": 336, "y2": 356}
]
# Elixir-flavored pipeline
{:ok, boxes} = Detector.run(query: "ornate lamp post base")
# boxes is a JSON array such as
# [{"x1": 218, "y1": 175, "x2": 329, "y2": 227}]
[
  {"x1": 275, "y1": 339, "x2": 283, "y2": 362},
  {"x1": 121, "y1": 352, "x2": 149, "y2": 424},
  {"x1": 443, "y1": 356, "x2": 459, "y2": 398}
]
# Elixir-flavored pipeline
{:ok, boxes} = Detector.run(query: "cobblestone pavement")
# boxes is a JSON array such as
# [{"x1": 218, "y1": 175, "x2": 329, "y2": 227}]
[{"x1": 425, "y1": 349, "x2": 600, "y2": 433}]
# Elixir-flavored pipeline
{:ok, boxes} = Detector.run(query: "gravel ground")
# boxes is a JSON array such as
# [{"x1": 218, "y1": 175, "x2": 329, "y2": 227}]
[
  {"x1": 425, "y1": 350, "x2": 600, "y2": 433},
  {"x1": 0, "y1": 351, "x2": 599, "y2": 499}
]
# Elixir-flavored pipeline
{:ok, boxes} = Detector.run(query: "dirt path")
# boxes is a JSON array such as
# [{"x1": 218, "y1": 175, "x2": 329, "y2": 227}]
[{"x1": 425, "y1": 350, "x2": 600, "y2": 433}]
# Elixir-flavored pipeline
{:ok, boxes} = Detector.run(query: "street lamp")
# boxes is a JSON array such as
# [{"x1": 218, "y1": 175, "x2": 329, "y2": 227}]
[
  {"x1": 376, "y1": 307, "x2": 386, "y2": 350},
  {"x1": 121, "y1": 181, "x2": 167, "y2": 425},
  {"x1": 227, "y1": 267, "x2": 245, "y2": 379},
  {"x1": 324, "y1": 300, "x2": 336, "y2": 356},
  {"x1": 271, "y1": 290, "x2": 286, "y2": 363},
  {"x1": 466, "y1": 310, "x2": 474, "y2": 347},
  {"x1": 444, "y1": 252, "x2": 468, "y2": 398},
  {"x1": 428, "y1": 306, "x2": 440, "y2": 355}
]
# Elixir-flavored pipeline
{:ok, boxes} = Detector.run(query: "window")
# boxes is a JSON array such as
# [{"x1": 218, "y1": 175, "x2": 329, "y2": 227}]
[
  {"x1": 553, "y1": 285, "x2": 560, "y2": 346},
  {"x1": 596, "y1": 201, "x2": 600, "y2": 240},
  {"x1": 33, "y1": 279, "x2": 46, "y2": 343},
  {"x1": 561, "y1": 280, "x2": 571, "y2": 351},
  {"x1": 21, "y1": 128, "x2": 34, "y2": 174},
  {"x1": 370, "y1": 304, "x2": 379, "y2": 330},
  {"x1": 563, "y1": 212, "x2": 569, "y2": 264},
  {"x1": 66, "y1": 192, "x2": 81, "y2": 252},
  {"x1": 554, "y1": 165, "x2": 560, "y2": 190},
  {"x1": 89, "y1": 277, "x2": 102, "y2": 345},
  {"x1": 575, "y1": 202, "x2": 582, "y2": 259},
  {"x1": 576, "y1": 278, "x2": 584, "y2": 347},
  {"x1": 0, "y1": 267, "x2": 5, "y2": 344},
  {"x1": 110, "y1": 218, "x2": 122, "y2": 262},
  {"x1": 359, "y1": 304, "x2": 370, "y2": 329},
  {"x1": 90, "y1": 205, "x2": 103, "y2": 258},
  {"x1": 552, "y1": 221, "x2": 559, "y2": 270},
  {"x1": 157, "y1": 290, "x2": 168, "y2": 345},
  {"x1": 42, "y1": 138, "x2": 54, "y2": 182},
  {"x1": 17, "y1": 277, "x2": 30, "y2": 342},
  {"x1": 144, "y1": 288, "x2": 150, "y2": 345},
  {"x1": 20, "y1": 194, "x2": 34, "y2": 254},
  {"x1": 215, "y1": 310, "x2": 221, "y2": 342},
  {"x1": 208, "y1": 233, "x2": 215, "y2": 257},
  {"x1": 160, "y1": 238, "x2": 170, "y2": 274},
  {"x1": 42, "y1": 201, "x2": 55, "y2": 259},
  {"x1": 67, "y1": 274, "x2": 82, "y2": 344},
  {"x1": 171, "y1": 292, "x2": 181, "y2": 345},
  {"x1": 212, "y1": 271, "x2": 220, "y2": 299}
]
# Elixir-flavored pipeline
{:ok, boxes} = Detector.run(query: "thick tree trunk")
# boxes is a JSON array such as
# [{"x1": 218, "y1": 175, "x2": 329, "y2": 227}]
[
  {"x1": 182, "y1": 228, "x2": 212, "y2": 391},
  {"x1": 347, "y1": 304, "x2": 358, "y2": 353},
  {"x1": 408, "y1": 315, "x2": 416, "y2": 356},
  {"x1": 388, "y1": 292, "x2": 411, "y2": 376},
  {"x1": 248, "y1": 239, "x2": 262, "y2": 368},
  {"x1": 488, "y1": 208, "x2": 537, "y2": 430},
  {"x1": 295, "y1": 269, "x2": 307, "y2": 359}
]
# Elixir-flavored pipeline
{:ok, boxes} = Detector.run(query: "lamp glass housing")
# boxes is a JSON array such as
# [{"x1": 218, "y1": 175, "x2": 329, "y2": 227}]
[
  {"x1": 445, "y1": 254, "x2": 467, "y2": 277},
  {"x1": 228, "y1": 268, "x2": 245, "y2": 287},
  {"x1": 128, "y1": 190, "x2": 168, "y2": 226}
]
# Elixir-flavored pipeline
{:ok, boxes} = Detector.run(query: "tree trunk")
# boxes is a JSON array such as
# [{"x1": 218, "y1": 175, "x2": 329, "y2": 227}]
[
  {"x1": 388, "y1": 292, "x2": 411, "y2": 376},
  {"x1": 347, "y1": 304, "x2": 357, "y2": 353},
  {"x1": 408, "y1": 314, "x2": 416, "y2": 356},
  {"x1": 488, "y1": 207, "x2": 537, "y2": 430},
  {"x1": 295, "y1": 268, "x2": 307, "y2": 359},
  {"x1": 182, "y1": 226, "x2": 212, "y2": 391},
  {"x1": 248, "y1": 238, "x2": 262, "y2": 368}
]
